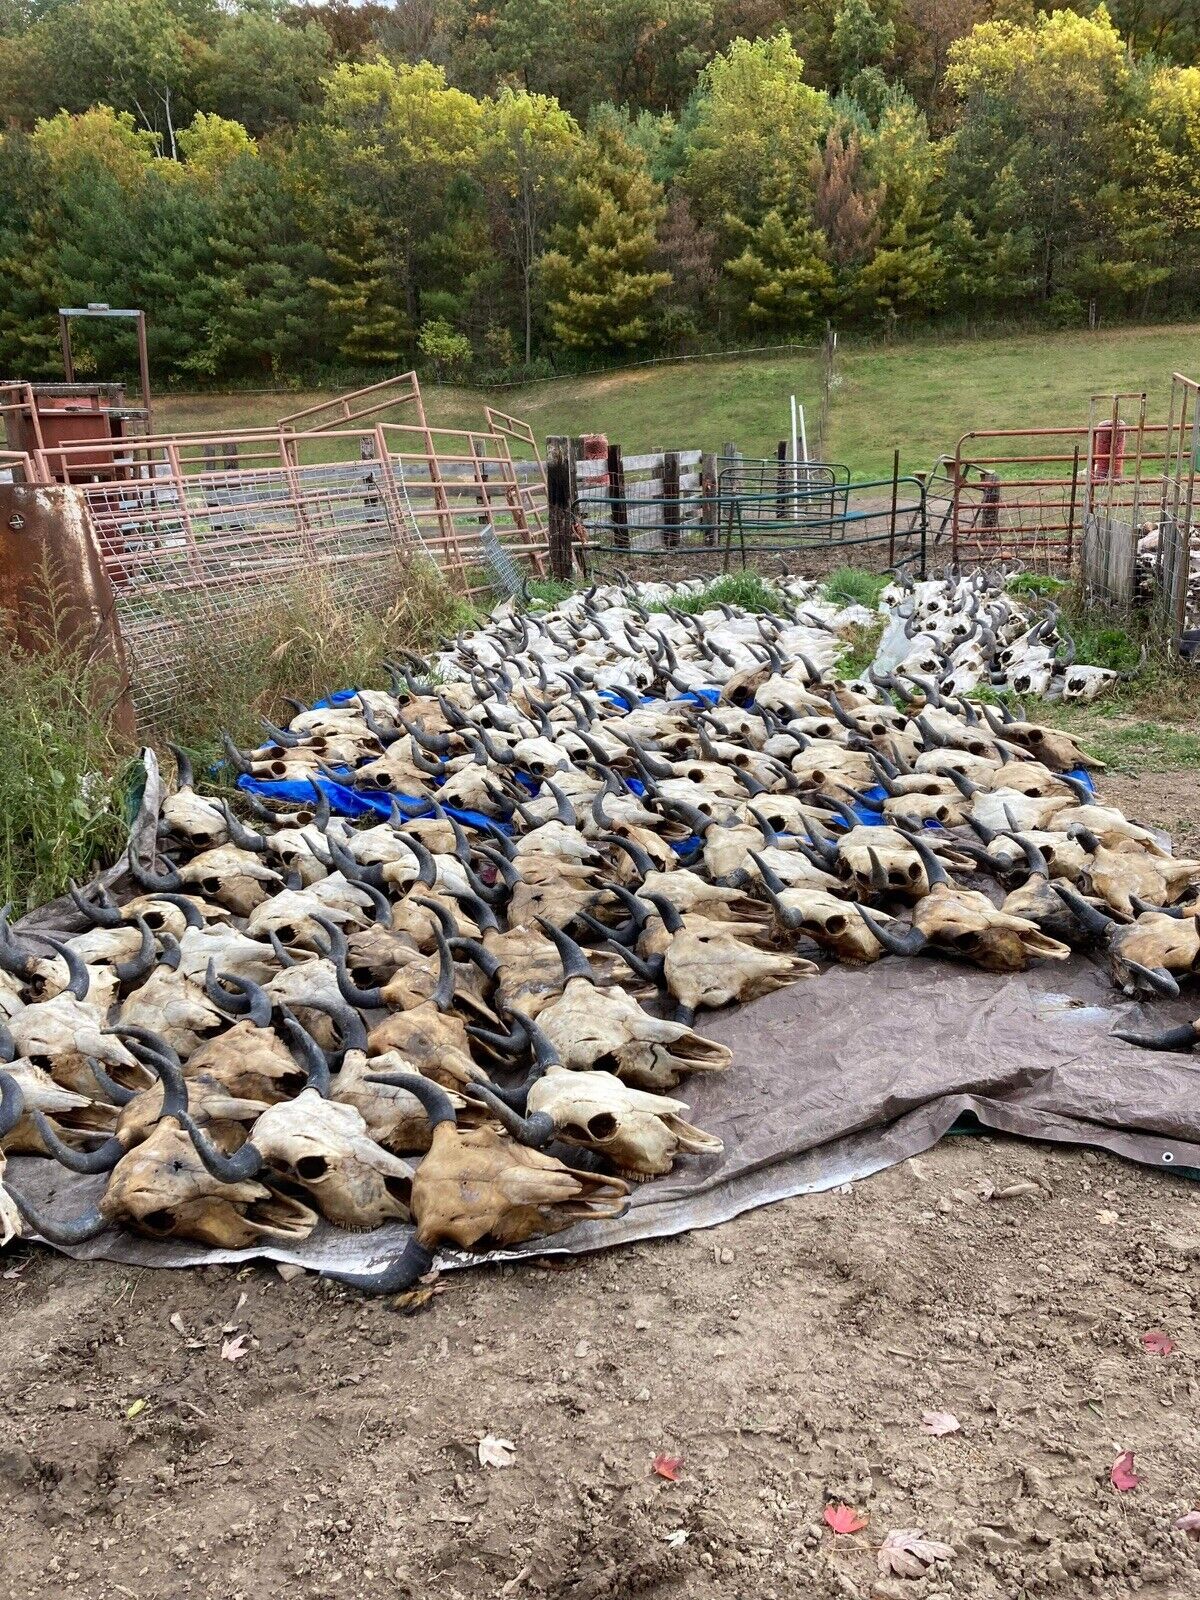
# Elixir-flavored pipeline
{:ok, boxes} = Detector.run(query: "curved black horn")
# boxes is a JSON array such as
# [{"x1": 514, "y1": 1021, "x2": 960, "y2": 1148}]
[
  {"x1": 114, "y1": 917, "x2": 157, "y2": 984},
  {"x1": 278, "y1": 1007, "x2": 332, "y2": 1097},
  {"x1": 857, "y1": 906, "x2": 928, "y2": 957},
  {"x1": 204, "y1": 962, "x2": 273, "y2": 1026},
  {"x1": 535, "y1": 916, "x2": 594, "y2": 985},
  {"x1": 180, "y1": 1111, "x2": 265, "y2": 1183}
]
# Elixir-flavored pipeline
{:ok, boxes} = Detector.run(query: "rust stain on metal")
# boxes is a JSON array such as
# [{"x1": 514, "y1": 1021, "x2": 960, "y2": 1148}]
[{"x1": 0, "y1": 483, "x2": 138, "y2": 738}]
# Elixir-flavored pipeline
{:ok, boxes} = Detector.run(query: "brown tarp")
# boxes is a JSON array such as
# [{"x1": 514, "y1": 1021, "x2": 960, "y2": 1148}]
[{"x1": 10, "y1": 952, "x2": 1199, "y2": 1276}]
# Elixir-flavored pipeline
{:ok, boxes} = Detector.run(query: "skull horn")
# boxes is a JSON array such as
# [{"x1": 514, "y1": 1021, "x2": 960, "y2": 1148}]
[
  {"x1": 204, "y1": 962, "x2": 274, "y2": 1026},
  {"x1": 278, "y1": 1008, "x2": 331, "y2": 1097},
  {"x1": 897, "y1": 829, "x2": 950, "y2": 890},
  {"x1": 1124, "y1": 962, "x2": 1182, "y2": 999},
  {"x1": 26, "y1": 933, "x2": 91, "y2": 1000},
  {"x1": 180, "y1": 1111, "x2": 265, "y2": 1183},
  {"x1": 857, "y1": 906, "x2": 928, "y2": 957},
  {"x1": 1050, "y1": 882, "x2": 1117, "y2": 942},
  {"x1": 324, "y1": 1235, "x2": 436, "y2": 1296},
  {"x1": 219, "y1": 732, "x2": 253, "y2": 775},
  {"x1": 0, "y1": 1068, "x2": 24, "y2": 1137},
  {"x1": 129, "y1": 849, "x2": 184, "y2": 894},
  {"x1": 535, "y1": 917, "x2": 594, "y2": 984},
  {"x1": 114, "y1": 918, "x2": 157, "y2": 983},
  {"x1": 168, "y1": 743, "x2": 195, "y2": 789},
  {"x1": 364, "y1": 1069, "x2": 458, "y2": 1129},
  {"x1": 1113, "y1": 1020, "x2": 1198, "y2": 1051},
  {"x1": 7, "y1": 1185, "x2": 108, "y2": 1245},
  {"x1": 219, "y1": 800, "x2": 269, "y2": 854},
  {"x1": 68, "y1": 878, "x2": 124, "y2": 928},
  {"x1": 460, "y1": 1081, "x2": 555, "y2": 1148},
  {"x1": 598, "y1": 832, "x2": 657, "y2": 879},
  {"x1": 315, "y1": 914, "x2": 385, "y2": 1010}
]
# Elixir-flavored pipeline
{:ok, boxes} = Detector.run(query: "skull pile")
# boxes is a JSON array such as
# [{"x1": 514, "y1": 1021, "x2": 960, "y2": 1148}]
[
  {"x1": 1, "y1": 576, "x2": 1193, "y2": 1292},
  {"x1": 871, "y1": 568, "x2": 1139, "y2": 703}
]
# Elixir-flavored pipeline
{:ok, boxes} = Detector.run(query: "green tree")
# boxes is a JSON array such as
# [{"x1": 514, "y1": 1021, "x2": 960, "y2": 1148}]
[
  {"x1": 16, "y1": 0, "x2": 199, "y2": 153},
  {"x1": 725, "y1": 206, "x2": 835, "y2": 328},
  {"x1": 193, "y1": 6, "x2": 331, "y2": 135},
  {"x1": 945, "y1": 6, "x2": 1135, "y2": 304},
  {"x1": 317, "y1": 60, "x2": 484, "y2": 333},
  {"x1": 190, "y1": 152, "x2": 328, "y2": 377},
  {"x1": 177, "y1": 110, "x2": 256, "y2": 184},
  {"x1": 481, "y1": 87, "x2": 579, "y2": 363},
  {"x1": 832, "y1": 0, "x2": 894, "y2": 81},
  {"x1": 680, "y1": 30, "x2": 830, "y2": 231},
  {"x1": 540, "y1": 110, "x2": 671, "y2": 349}
]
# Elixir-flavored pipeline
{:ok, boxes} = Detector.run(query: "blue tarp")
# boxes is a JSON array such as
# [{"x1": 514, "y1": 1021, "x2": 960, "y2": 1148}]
[{"x1": 236, "y1": 684, "x2": 1097, "y2": 856}]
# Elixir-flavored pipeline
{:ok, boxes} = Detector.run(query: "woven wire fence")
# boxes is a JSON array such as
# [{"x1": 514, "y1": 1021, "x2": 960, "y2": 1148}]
[{"x1": 31, "y1": 420, "x2": 548, "y2": 730}]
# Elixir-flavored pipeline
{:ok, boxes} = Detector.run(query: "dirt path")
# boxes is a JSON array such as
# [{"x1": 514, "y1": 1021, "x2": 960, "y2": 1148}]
[{"x1": 4, "y1": 773, "x2": 1200, "y2": 1600}]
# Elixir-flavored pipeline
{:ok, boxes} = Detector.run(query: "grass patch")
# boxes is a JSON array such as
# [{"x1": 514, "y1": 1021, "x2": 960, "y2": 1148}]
[
  {"x1": 159, "y1": 558, "x2": 473, "y2": 770},
  {"x1": 1, "y1": 556, "x2": 473, "y2": 910},
  {"x1": 657, "y1": 572, "x2": 785, "y2": 615},
  {"x1": 838, "y1": 619, "x2": 885, "y2": 679},
  {"x1": 823, "y1": 566, "x2": 889, "y2": 609},
  {"x1": 526, "y1": 578, "x2": 577, "y2": 609},
  {"x1": 0, "y1": 585, "x2": 135, "y2": 913},
  {"x1": 1006, "y1": 573, "x2": 1069, "y2": 598}
]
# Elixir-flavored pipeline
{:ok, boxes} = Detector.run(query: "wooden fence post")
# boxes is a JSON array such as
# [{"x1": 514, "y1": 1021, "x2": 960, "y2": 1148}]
[
  {"x1": 608, "y1": 442, "x2": 628, "y2": 550},
  {"x1": 663, "y1": 449, "x2": 680, "y2": 548},
  {"x1": 701, "y1": 450, "x2": 717, "y2": 547},
  {"x1": 546, "y1": 435, "x2": 572, "y2": 580}
]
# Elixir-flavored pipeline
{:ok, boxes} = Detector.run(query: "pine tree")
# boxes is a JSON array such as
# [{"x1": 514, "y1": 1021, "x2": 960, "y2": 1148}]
[
  {"x1": 539, "y1": 110, "x2": 671, "y2": 350},
  {"x1": 725, "y1": 207, "x2": 835, "y2": 329},
  {"x1": 308, "y1": 209, "x2": 412, "y2": 365},
  {"x1": 198, "y1": 153, "x2": 328, "y2": 378},
  {"x1": 810, "y1": 128, "x2": 884, "y2": 268}
]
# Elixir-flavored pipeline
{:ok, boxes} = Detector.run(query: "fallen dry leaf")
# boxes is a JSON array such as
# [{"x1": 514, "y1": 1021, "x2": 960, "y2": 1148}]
[
  {"x1": 877, "y1": 1528, "x2": 955, "y2": 1578},
  {"x1": 220, "y1": 1333, "x2": 250, "y2": 1363},
  {"x1": 824, "y1": 1504, "x2": 868, "y2": 1535},
  {"x1": 663, "y1": 1529, "x2": 689, "y2": 1548},
  {"x1": 1111, "y1": 1451, "x2": 1143, "y2": 1492},
  {"x1": 652, "y1": 1453, "x2": 683, "y2": 1482},
  {"x1": 920, "y1": 1410, "x2": 960, "y2": 1437},
  {"x1": 125, "y1": 1398, "x2": 147, "y2": 1419},
  {"x1": 478, "y1": 1434, "x2": 516, "y2": 1468},
  {"x1": 1174, "y1": 1510, "x2": 1200, "y2": 1540},
  {"x1": 1142, "y1": 1330, "x2": 1176, "y2": 1356},
  {"x1": 168, "y1": 1312, "x2": 187, "y2": 1337}
]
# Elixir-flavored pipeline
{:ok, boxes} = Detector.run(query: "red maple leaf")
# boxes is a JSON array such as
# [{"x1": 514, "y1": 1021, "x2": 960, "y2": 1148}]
[
  {"x1": 1110, "y1": 1451, "x2": 1143, "y2": 1492},
  {"x1": 1142, "y1": 1330, "x2": 1176, "y2": 1356},
  {"x1": 824, "y1": 1504, "x2": 868, "y2": 1535},
  {"x1": 652, "y1": 1453, "x2": 683, "y2": 1482}
]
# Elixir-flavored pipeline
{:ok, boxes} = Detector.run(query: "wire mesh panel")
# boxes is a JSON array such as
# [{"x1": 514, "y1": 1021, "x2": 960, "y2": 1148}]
[
  {"x1": 1159, "y1": 373, "x2": 1200, "y2": 644},
  {"x1": 76, "y1": 442, "x2": 421, "y2": 728},
  {"x1": 26, "y1": 408, "x2": 549, "y2": 728},
  {"x1": 577, "y1": 477, "x2": 927, "y2": 580}
]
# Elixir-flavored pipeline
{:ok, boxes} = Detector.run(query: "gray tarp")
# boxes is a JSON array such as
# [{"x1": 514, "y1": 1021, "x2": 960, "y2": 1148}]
[{"x1": 10, "y1": 952, "x2": 1200, "y2": 1278}]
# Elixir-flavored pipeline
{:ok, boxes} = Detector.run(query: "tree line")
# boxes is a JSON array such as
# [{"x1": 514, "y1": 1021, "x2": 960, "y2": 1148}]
[{"x1": 0, "y1": 0, "x2": 1197, "y2": 383}]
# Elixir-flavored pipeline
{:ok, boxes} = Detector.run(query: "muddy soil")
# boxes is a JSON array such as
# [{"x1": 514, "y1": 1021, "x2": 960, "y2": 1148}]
[{"x1": 4, "y1": 773, "x2": 1200, "y2": 1600}]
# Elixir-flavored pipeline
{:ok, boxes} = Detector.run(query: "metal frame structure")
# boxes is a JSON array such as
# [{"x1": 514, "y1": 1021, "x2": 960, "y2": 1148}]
[
  {"x1": 950, "y1": 411, "x2": 1173, "y2": 573},
  {"x1": 1159, "y1": 372, "x2": 1200, "y2": 645},
  {"x1": 575, "y1": 473, "x2": 927, "y2": 578},
  {"x1": 59, "y1": 305, "x2": 152, "y2": 432}
]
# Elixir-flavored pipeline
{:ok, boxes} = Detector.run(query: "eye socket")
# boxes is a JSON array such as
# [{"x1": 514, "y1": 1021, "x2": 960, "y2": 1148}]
[
  {"x1": 825, "y1": 914, "x2": 847, "y2": 934},
  {"x1": 143, "y1": 1208, "x2": 175, "y2": 1233},
  {"x1": 295, "y1": 1154, "x2": 328, "y2": 1182},
  {"x1": 586, "y1": 1112, "x2": 618, "y2": 1140},
  {"x1": 202, "y1": 877, "x2": 222, "y2": 894}
]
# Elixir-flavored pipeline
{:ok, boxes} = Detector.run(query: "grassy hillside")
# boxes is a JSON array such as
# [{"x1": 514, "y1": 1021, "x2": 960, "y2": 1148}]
[{"x1": 154, "y1": 323, "x2": 1200, "y2": 478}]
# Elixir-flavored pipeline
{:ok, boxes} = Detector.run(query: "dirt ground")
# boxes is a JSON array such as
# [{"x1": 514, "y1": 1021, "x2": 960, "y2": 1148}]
[{"x1": 4, "y1": 769, "x2": 1200, "y2": 1600}]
